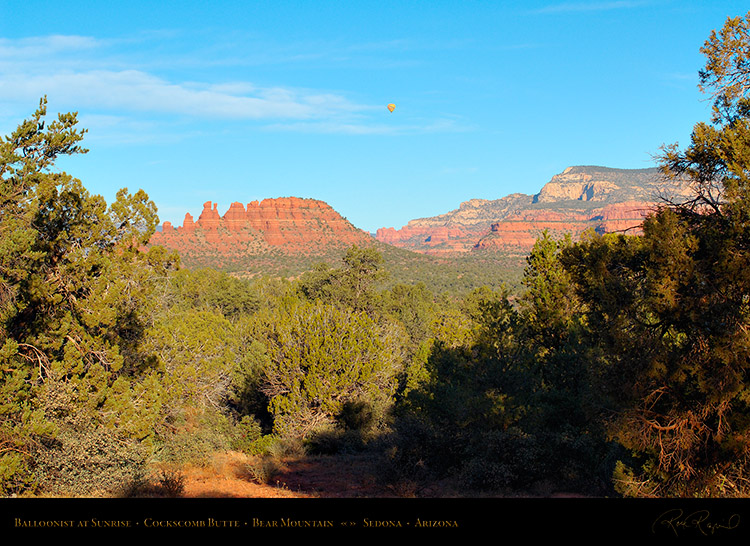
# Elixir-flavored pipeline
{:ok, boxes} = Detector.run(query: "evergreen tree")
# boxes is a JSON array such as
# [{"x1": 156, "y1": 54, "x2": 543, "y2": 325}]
[
  {"x1": 297, "y1": 245, "x2": 385, "y2": 315},
  {"x1": 562, "y1": 12, "x2": 750, "y2": 496},
  {"x1": 255, "y1": 297, "x2": 406, "y2": 438},
  {"x1": 0, "y1": 99, "x2": 177, "y2": 494}
]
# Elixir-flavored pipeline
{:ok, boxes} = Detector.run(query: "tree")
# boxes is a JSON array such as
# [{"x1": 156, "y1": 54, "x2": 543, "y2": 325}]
[
  {"x1": 389, "y1": 285, "x2": 529, "y2": 489},
  {"x1": 255, "y1": 298, "x2": 406, "y2": 438},
  {"x1": 0, "y1": 99, "x2": 177, "y2": 494},
  {"x1": 698, "y1": 11, "x2": 750, "y2": 125},
  {"x1": 297, "y1": 245, "x2": 385, "y2": 314},
  {"x1": 520, "y1": 231, "x2": 579, "y2": 348},
  {"x1": 516, "y1": 231, "x2": 615, "y2": 494},
  {"x1": 562, "y1": 12, "x2": 750, "y2": 497}
]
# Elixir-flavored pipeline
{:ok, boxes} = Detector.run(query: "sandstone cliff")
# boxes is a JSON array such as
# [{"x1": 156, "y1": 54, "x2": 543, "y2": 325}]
[
  {"x1": 149, "y1": 197, "x2": 374, "y2": 266},
  {"x1": 375, "y1": 166, "x2": 693, "y2": 255}
]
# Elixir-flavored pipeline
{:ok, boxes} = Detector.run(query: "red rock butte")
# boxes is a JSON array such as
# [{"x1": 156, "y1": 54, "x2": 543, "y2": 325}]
[{"x1": 150, "y1": 197, "x2": 373, "y2": 258}]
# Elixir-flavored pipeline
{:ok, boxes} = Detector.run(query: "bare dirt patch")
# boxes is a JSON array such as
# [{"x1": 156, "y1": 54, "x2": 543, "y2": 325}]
[
  {"x1": 175, "y1": 451, "x2": 392, "y2": 499},
  {"x1": 168, "y1": 451, "x2": 590, "y2": 499},
  {"x1": 270, "y1": 454, "x2": 396, "y2": 498}
]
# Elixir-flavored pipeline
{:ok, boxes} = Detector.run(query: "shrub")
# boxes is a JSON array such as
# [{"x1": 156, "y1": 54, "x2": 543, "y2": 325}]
[
  {"x1": 33, "y1": 423, "x2": 149, "y2": 497},
  {"x1": 231, "y1": 415, "x2": 263, "y2": 454},
  {"x1": 157, "y1": 469, "x2": 186, "y2": 497},
  {"x1": 245, "y1": 457, "x2": 281, "y2": 485},
  {"x1": 257, "y1": 299, "x2": 405, "y2": 438},
  {"x1": 458, "y1": 428, "x2": 545, "y2": 491},
  {"x1": 155, "y1": 411, "x2": 232, "y2": 466}
]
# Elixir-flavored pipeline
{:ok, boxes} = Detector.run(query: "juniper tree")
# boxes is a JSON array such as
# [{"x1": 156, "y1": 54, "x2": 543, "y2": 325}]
[
  {"x1": 0, "y1": 99, "x2": 176, "y2": 494},
  {"x1": 561, "y1": 12, "x2": 750, "y2": 497}
]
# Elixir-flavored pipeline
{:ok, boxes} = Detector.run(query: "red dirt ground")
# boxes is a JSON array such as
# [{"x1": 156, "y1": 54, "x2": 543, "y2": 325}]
[
  {"x1": 171, "y1": 451, "x2": 588, "y2": 499},
  {"x1": 178, "y1": 452, "x2": 395, "y2": 499}
]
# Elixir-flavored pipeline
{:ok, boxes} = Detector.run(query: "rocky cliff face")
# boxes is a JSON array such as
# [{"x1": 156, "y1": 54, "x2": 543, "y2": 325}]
[
  {"x1": 375, "y1": 193, "x2": 534, "y2": 254},
  {"x1": 375, "y1": 166, "x2": 693, "y2": 255},
  {"x1": 472, "y1": 201, "x2": 655, "y2": 251},
  {"x1": 149, "y1": 197, "x2": 374, "y2": 264}
]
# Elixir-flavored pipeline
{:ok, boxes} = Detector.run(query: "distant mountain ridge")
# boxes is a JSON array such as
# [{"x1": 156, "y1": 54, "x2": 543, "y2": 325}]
[
  {"x1": 146, "y1": 196, "x2": 525, "y2": 293},
  {"x1": 147, "y1": 166, "x2": 695, "y2": 276},
  {"x1": 375, "y1": 165, "x2": 693, "y2": 254}
]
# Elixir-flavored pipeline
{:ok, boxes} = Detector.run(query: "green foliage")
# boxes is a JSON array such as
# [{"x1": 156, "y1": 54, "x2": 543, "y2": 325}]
[
  {"x1": 388, "y1": 287, "x2": 528, "y2": 485},
  {"x1": 0, "y1": 100, "x2": 184, "y2": 494},
  {"x1": 165, "y1": 268, "x2": 260, "y2": 320},
  {"x1": 175, "y1": 240, "x2": 524, "y2": 299},
  {"x1": 0, "y1": 100, "x2": 146, "y2": 492},
  {"x1": 297, "y1": 245, "x2": 386, "y2": 314},
  {"x1": 231, "y1": 415, "x2": 263, "y2": 454},
  {"x1": 516, "y1": 230, "x2": 618, "y2": 493},
  {"x1": 557, "y1": 12, "x2": 750, "y2": 497},
  {"x1": 699, "y1": 11, "x2": 750, "y2": 124},
  {"x1": 457, "y1": 428, "x2": 546, "y2": 491},
  {"x1": 384, "y1": 236, "x2": 621, "y2": 495},
  {"x1": 255, "y1": 297, "x2": 406, "y2": 438},
  {"x1": 145, "y1": 309, "x2": 237, "y2": 419},
  {"x1": 155, "y1": 410, "x2": 233, "y2": 466},
  {"x1": 33, "y1": 414, "x2": 149, "y2": 497},
  {"x1": 520, "y1": 231, "x2": 578, "y2": 343},
  {"x1": 563, "y1": 213, "x2": 750, "y2": 496},
  {"x1": 380, "y1": 283, "x2": 434, "y2": 347}
]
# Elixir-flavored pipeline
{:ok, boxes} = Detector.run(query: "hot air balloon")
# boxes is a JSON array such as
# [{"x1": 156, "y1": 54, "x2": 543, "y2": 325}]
[{"x1": 387, "y1": 103, "x2": 395, "y2": 113}]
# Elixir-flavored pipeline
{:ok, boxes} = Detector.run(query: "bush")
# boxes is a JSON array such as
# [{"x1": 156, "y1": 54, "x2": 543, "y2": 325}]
[
  {"x1": 381, "y1": 416, "x2": 446, "y2": 484},
  {"x1": 245, "y1": 457, "x2": 281, "y2": 485},
  {"x1": 257, "y1": 299, "x2": 405, "y2": 438},
  {"x1": 241, "y1": 434, "x2": 279, "y2": 457},
  {"x1": 231, "y1": 415, "x2": 263, "y2": 454},
  {"x1": 458, "y1": 428, "x2": 546, "y2": 491},
  {"x1": 265, "y1": 435, "x2": 306, "y2": 459},
  {"x1": 155, "y1": 411, "x2": 232, "y2": 466},
  {"x1": 238, "y1": 433, "x2": 306, "y2": 459},
  {"x1": 33, "y1": 424, "x2": 149, "y2": 497},
  {"x1": 157, "y1": 469, "x2": 186, "y2": 497},
  {"x1": 336, "y1": 400, "x2": 377, "y2": 432}
]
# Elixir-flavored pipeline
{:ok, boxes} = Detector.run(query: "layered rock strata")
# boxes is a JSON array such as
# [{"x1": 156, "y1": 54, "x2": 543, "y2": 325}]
[
  {"x1": 150, "y1": 197, "x2": 373, "y2": 260},
  {"x1": 376, "y1": 166, "x2": 693, "y2": 255}
]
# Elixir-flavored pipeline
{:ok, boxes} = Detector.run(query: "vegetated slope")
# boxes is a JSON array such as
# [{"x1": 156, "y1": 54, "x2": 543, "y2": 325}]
[
  {"x1": 377, "y1": 243, "x2": 525, "y2": 295},
  {"x1": 376, "y1": 165, "x2": 693, "y2": 255}
]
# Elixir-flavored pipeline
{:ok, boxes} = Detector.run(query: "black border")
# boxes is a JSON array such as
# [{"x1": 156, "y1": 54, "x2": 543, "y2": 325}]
[{"x1": 3, "y1": 497, "x2": 750, "y2": 539}]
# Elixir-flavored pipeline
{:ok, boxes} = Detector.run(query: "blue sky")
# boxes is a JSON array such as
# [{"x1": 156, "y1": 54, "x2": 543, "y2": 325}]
[{"x1": 1, "y1": 0, "x2": 747, "y2": 233}]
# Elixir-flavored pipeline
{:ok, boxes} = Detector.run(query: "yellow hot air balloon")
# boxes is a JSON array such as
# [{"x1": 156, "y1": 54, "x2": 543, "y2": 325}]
[{"x1": 387, "y1": 103, "x2": 395, "y2": 113}]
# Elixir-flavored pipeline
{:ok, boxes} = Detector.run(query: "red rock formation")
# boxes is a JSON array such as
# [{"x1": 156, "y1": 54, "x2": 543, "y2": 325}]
[
  {"x1": 375, "y1": 224, "x2": 486, "y2": 255},
  {"x1": 223, "y1": 202, "x2": 247, "y2": 232},
  {"x1": 182, "y1": 212, "x2": 195, "y2": 232},
  {"x1": 197, "y1": 201, "x2": 222, "y2": 229},
  {"x1": 472, "y1": 200, "x2": 656, "y2": 252},
  {"x1": 149, "y1": 197, "x2": 374, "y2": 263},
  {"x1": 375, "y1": 166, "x2": 692, "y2": 255}
]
